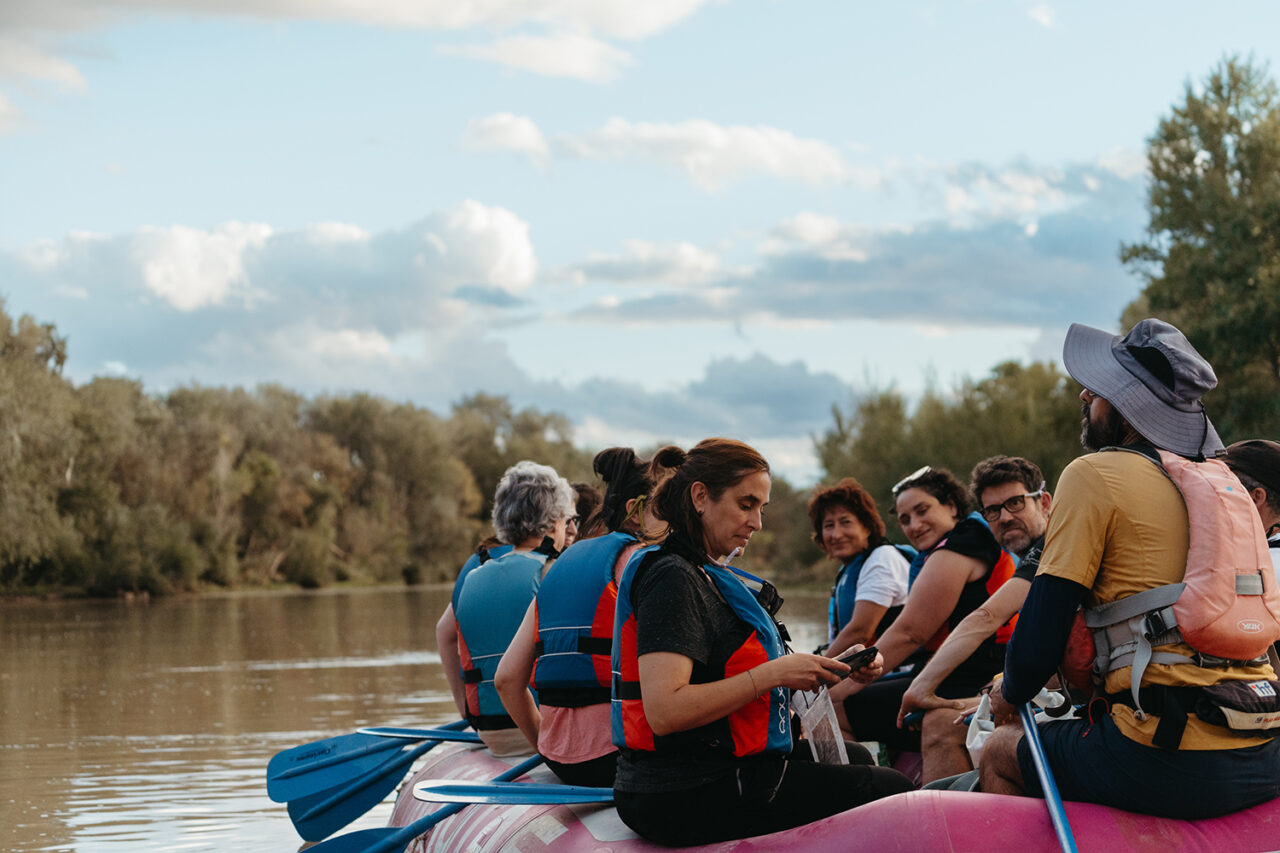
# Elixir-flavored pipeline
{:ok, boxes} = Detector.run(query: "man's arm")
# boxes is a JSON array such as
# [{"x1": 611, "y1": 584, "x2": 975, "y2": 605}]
[
  {"x1": 990, "y1": 573, "x2": 1087, "y2": 722},
  {"x1": 897, "y1": 577, "x2": 1030, "y2": 725}
]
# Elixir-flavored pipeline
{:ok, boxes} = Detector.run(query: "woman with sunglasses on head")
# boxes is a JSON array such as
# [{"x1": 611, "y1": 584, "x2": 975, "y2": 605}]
[
  {"x1": 611, "y1": 439, "x2": 913, "y2": 847},
  {"x1": 494, "y1": 448, "x2": 667, "y2": 786},
  {"x1": 808, "y1": 477, "x2": 916, "y2": 659},
  {"x1": 831, "y1": 466, "x2": 1017, "y2": 755}
]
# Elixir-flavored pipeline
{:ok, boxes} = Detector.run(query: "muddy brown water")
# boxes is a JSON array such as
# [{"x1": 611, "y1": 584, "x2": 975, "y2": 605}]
[{"x1": 1, "y1": 584, "x2": 828, "y2": 851}]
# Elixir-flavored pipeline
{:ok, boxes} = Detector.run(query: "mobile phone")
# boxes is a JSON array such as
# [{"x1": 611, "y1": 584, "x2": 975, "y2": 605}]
[{"x1": 835, "y1": 645, "x2": 879, "y2": 673}]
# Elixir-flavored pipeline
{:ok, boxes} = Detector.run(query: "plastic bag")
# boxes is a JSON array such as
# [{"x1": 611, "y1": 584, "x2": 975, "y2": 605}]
[{"x1": 965, "y1": 688, "x2": 1065, "y2": 766}]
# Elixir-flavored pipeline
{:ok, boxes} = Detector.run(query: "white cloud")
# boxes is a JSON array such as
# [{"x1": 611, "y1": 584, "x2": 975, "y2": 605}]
[
  {"x1": 1028, "y1": 4, "x2": 1055, "y2": 28},
  {"x1": 555, "y1": 118, "x2": 870, "y2": 191},
  {"x1": 568, "y1": 239, "x2": 723, "y2": 286},
  {"x1": 425, "y1": 200, "x2": 537, "y2": 295},
  {"x1": 462, "y1": 113, "x2": 550, "y2": 165},
  {"x1": 0, "y1": 0, "x2": 714, "y2": 38},
  {"x1": 304, "y1": 222, "x2": 370, "y2": 244},
  {"x1": 759, "y1": 212, "x2": 873, "y2": 262},
  {"x1": 1097, "y1": 147, "x2": 1146, "y2": 180},
  {"x1": 0, "y1": 37, "x2": 86, "y2": 90},
  {"x1": 443, "y1": 32, "x2": 632, "y2": 82},
  {"x1": 302, "y1": 327, "x2": 393, "y2": 360},
  {"x1": 131, "y1": 222, "x2": 273, "y2": 312}
]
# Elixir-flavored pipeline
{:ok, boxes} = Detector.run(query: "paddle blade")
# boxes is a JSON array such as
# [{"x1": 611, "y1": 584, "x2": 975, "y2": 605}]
[
  {"x1": 287, "y1": 740, "x2": 439, "y2": 841},
  {"x1": 414, "y1": 779, "x2": 615, "y2": 805},
  {"x1": 267, "y1": 733, "x2": 404, "y2": 803}
]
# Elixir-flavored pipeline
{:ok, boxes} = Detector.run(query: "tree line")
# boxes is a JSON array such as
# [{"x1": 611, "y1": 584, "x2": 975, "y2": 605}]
[
  {"x1": 4, "y1": 57, "x2": 1276, "y2": 596},
  {"x1": 0, "y1": 308, "x2": 596, "y2": 596}
]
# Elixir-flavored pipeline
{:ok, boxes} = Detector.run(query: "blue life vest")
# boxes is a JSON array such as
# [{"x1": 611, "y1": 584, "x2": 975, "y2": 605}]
[
  {"x1": 531, "y1": 531, "x2": 636, "y2": 707},
  {"x1": 612, "y1": 546, "x2": 792, "y2": 758},
  {"x1": 451, "y1": 543, "x2": 514, "y2": 612},
  {"x1": 455, "y1": 549, "x2": 548, "y2": 730},
  {"x1": 828, "y1": 543, "x2": 917, "y2": 644}
]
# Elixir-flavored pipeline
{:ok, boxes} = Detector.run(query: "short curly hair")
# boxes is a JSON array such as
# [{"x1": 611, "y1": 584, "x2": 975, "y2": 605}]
[
  {"x1": 491, "y1": 461, "x2": 576, "y2": 545},
  {"x1": 807, "y1": 477, "x2": 886, "y2": 551},
  {"x1": 969, "y1": 456, "x2": 1044, "y2": 506},
  {"x1": 891, "y1": 466, "x2": 970, "y2": 517}
]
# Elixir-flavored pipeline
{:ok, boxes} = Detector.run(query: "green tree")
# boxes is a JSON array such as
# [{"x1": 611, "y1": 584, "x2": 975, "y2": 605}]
[
  {"x1": 1121, "y1": 56, "x2": 1280, "y2": 438},
  {"x1": 816, "y1": 361, "x2": 1082, "y2": 530}
]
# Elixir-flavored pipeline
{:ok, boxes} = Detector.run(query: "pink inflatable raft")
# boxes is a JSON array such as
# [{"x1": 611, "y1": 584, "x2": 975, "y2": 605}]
[{"x1": 389, "y1": 742, "x2": 1280, "y2": 852}]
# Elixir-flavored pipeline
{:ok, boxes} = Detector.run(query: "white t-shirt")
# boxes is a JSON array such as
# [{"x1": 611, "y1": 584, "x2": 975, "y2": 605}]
[
  {"x1": 1268, "y1": 533, "x2": 1280, "y2": 587},
  {"x1": 853, "y1": 543, "x2": 910, "y2": 609}
]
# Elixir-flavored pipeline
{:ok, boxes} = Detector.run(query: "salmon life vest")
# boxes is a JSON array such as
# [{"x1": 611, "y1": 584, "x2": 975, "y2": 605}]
[
  {"x1": 456, "y1": 549, "x2": 549, "y2": 730},
  {"x1": 1084, "y1": 448, "x2": 1280, "y2": 723},
  {"x1": 828, "y1": 543, "x2": 917, "y2": 645},
  {"x1": 611, "y1": 547, "x2": 792, "y2": 758},
  {"x1": 530, "y1": 531, "x2": 635, "y2": 708}
]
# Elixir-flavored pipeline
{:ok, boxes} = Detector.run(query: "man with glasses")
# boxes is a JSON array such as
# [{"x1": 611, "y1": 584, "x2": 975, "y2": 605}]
[
  {"x1": 896, "y1": 455, "x2": 1052, "y2": 783},
  {"x1": 980, "y1": 319, "x2": 1280, "y2": 819}
]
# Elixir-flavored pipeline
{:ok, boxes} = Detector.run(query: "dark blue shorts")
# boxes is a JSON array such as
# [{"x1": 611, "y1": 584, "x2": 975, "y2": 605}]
[{"x1": 1017, "y1": 713, "x2": 1280, "y2": 819}]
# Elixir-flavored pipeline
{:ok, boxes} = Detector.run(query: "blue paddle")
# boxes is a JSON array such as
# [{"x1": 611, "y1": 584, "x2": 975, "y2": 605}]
[
  {"x1": 1020, "y1": 703, "x2": 1079, "y2": 853},
  {"x1": 288, "y1": 738, "x2": 447, "y2": 841},
  {"x1": 307, "y1": 753, "x2": 545, "y2": 853},
  {"x1": 414, "y1": 779, "x2": 614, "y2": 806},
  {"x1": 268, "y1": 721, "x2": 475, "y2": 802}
]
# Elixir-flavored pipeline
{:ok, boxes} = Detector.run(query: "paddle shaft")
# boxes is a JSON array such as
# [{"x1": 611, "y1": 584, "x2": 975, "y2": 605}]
[
  {"x1": 364, "y1": 754, "x2": 545, "y2": 853},
  {"x1": 1020, "y1": 703, "x2": 1079, "y2": 853}
]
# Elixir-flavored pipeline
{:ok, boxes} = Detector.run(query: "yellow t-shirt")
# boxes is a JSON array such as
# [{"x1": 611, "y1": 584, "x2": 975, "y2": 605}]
[{"x1": 1039, "y1": 450, "x2": 1275, "y2": 749}]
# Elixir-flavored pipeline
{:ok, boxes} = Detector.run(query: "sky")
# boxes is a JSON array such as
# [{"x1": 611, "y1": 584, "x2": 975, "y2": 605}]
[{"x1": 1, "y1": 1, "x2": 1278, "y2": 483}]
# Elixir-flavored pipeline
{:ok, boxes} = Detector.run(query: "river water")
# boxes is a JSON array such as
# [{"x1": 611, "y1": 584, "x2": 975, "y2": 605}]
[{"x1": 0, "y1": 584, "x2": 828, "y2": 852}]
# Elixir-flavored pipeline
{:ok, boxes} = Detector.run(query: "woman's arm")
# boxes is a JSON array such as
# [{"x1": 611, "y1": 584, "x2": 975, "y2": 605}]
[
  {"x1": 494, "y1": 603, "x2": 541, "y2": 750},
  {"x1": 896, "y1": 576, "x2": 1030, "y2": 726},
  {"x1": 831, "y1": 550, "x2": 986, "y2": 701},
  {"x1": 825, "y1": 600, "x2": 888, "y2": 658},
  {"x1": 638, "y1": 651, "x2": 852, "y2": 736},
  {"x1": 435, "y1": 604, "x2": 467, "y2": 719}
]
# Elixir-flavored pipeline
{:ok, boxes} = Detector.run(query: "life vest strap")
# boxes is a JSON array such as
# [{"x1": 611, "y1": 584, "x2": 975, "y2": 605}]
[
  {"x1": 463, "y1": 668, "x2": 483, "y2": 684},
  {"x1": 615, "y1": 680, "x2": 642, "y2": 701}
]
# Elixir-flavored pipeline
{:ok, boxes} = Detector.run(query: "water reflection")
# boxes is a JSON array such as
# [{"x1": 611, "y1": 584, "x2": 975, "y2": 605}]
[{"x1": 0, "y1": 585, "x2": 827, "y2": 851}]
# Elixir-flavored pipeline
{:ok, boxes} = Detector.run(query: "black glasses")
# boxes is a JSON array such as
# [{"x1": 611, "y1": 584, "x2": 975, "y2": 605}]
[
  {"x1": 891, "y1": 466, "x2": 931, "y2": 496},
  {"x1": 979, "y1": 482, "x2": 1046, "y2": 522}
]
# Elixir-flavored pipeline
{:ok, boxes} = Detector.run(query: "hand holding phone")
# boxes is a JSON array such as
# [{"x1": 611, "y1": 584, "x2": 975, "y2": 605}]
[{"x1": 835, "y1": 645, "x2": 879, "y2": 675}]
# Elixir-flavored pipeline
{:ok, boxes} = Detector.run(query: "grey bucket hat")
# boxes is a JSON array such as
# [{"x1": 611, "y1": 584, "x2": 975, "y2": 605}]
[{"x1": 1061, "y1": 318, "x2": 1224, "y2": 457}]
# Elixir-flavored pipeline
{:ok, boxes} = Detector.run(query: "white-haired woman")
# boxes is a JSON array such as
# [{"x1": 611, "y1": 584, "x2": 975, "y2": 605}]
[{"x1": 453, "y1": 460, "x2": 576, "y2": 755}]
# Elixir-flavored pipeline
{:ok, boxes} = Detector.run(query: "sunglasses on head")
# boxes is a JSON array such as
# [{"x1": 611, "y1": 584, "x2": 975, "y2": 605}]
[
  {"x1": 891, "y1": 466, "x2": 932, "y2": 496},
  {"x1": 979, "y1": 481, "x2": 1047, "y2": 523}
]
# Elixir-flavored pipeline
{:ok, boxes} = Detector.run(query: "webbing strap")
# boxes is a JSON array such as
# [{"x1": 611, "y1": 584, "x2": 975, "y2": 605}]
[{"x1": 1085, "y1": 583, "x2": 1183, "y2": 628}]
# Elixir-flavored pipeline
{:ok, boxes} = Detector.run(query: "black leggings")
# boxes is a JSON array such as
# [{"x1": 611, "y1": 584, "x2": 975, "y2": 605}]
[
  {"x1": 542, "y1": 751, "x2": 618, "y2": 787},
  {"x1": 614, "y1": 757, "x2": 913, "y2": 847}
]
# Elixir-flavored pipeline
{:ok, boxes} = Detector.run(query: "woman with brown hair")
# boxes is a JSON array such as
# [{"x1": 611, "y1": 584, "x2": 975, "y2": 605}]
[
  {"x1": 611, "y1": 438, "x2": 912, "y2": 847},
  {"x1": 808, "y1": 477, "x2": 914, "y2": 658},
  {"x1": 832, "y1": 466, "x2": 1016, "y2": 763}
]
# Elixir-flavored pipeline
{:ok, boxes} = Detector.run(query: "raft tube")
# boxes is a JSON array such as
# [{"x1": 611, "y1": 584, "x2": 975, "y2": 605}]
[{"x1": 389, "y1": 742, "x2": 1280, "y2": 852}]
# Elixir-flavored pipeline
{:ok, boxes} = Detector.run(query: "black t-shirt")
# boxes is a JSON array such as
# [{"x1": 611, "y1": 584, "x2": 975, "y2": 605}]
[
  {"x1": 918, "y1": 517, "x2": 1007, "y2": 693},
  {"x1": 614, "y1": 550, "x2": 762, "y2": 793}
]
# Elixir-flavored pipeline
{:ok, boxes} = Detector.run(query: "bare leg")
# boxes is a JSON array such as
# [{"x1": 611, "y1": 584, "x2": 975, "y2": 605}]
[
  {"x1": 920, "y1": 707, "x2": 972, "y2": 783},
  {"x1": 978, "y1": 724, "x2": 1026, "y2": 796}
]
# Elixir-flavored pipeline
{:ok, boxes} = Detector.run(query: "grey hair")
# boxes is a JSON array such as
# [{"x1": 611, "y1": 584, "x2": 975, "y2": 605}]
[{"x1": 491, "y1": 460, "x2": 576, "y2": 545}]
